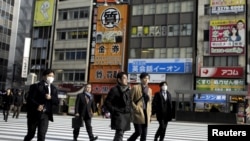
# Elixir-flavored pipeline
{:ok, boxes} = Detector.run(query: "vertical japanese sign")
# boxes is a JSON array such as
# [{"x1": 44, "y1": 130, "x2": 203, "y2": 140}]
[
  {"x1": 209, "y1": 19, "x2": 245, "y2": 55},
  {"x1": 33, "y1": 0, "x2": 55, "y2": 27},
  {"x1": 89, "y1": 5, "x2": 128, "y2": 82},
  {"x1": 94, "y1": 5, "x2": 128, "y2": 65},
  {"x1": 21, "y1": 38, "x2": 31, "y2": 78}
]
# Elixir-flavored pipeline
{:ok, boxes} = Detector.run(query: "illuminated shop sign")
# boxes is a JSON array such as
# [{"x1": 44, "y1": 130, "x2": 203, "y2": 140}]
[
  {"x1": 230, "y1": 96, "x2": 245, "y2": 102},
  {"x1": 128, "y1": 58, "x2": 192, "y2": 74},
  {"x1": 194, "y1": 94, "x2": 226, "y2": 103}
]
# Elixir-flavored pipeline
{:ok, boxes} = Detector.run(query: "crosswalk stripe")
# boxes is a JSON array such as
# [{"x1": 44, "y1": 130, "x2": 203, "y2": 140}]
[{"x1": 0, "y1": 113, "x2": 208, "y2": 141}]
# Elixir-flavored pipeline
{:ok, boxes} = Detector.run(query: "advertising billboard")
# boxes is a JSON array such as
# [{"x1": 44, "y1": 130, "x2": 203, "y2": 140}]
[
  {"x1": 93, "y1": 5, "x2": 128, "y2": 65},
  {"x1": 89, "y1": 65, "x2": 121, "y2": 83},
  {"x1": 200, "y1": 67, "x2": 244, "y2": 78},
  {"x1": 209, "y1": 19, "x2": 245, "y2": 55},
  {"x1": 210, "y1": 0, "x2": 245, "y2": 7},
  {"x1": 33, "y1": 0, "x2": 55, "y2": 27},
  {"x1": 196, "y1": 78, "x2": 245, "y2": 91},
  {"x1": 210, "y1": 0, "x2": 245, "y2": 14}
]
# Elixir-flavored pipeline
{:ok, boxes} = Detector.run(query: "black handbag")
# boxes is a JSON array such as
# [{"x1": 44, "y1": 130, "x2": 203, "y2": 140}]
[{"x1": 72, "y1": 117, "x2": 83, "y2": 128}]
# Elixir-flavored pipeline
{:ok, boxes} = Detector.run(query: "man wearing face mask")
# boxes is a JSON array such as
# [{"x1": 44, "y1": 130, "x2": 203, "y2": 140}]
[
  {"x1": 24, "y1": 69, "x2": 59, "y2": 141},
  {"x1": 152, "y1": 81, "x2": 172, "y2": 141}
]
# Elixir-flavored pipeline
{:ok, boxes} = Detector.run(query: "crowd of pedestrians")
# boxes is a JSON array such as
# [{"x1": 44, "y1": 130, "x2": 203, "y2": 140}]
[
  {"x1": 0, "y1": 70, "x2": 174, "y2": 141},
  {"x1": 0, "y1": 88, "x2": 24, "y2": 122},
  {"x1": 72, "y1": 71, "x2": 173, "y2": 141}
]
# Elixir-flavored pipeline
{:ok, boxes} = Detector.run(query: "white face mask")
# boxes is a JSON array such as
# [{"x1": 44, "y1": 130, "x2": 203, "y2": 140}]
[
  {"x1": 161, "y1": 85, "x2": 168, "y2": 91},
  {"x1": 46, "y1": 77, "x2": 54, "y2": 84}
]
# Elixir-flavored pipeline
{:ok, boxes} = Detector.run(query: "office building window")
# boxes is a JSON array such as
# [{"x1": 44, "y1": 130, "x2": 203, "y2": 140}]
[
  {"x1": 203, "y1": 30, "x2": 209, "y2": 41},
  {"x1": 204, "y1": 4, "x2": 211, "y2": 15},
  {"x1": 203, "y1": 56, "x2": 239, "y2": 66},
  {"x1": 168, "y1": 2, "x2": 180, "y2": 13},
  {"x1": 55, "y1": 49, "x2": 87, "y2": 61},
  {"x1": 129, "y1": 48, "x2": 141, "y2": 58},
  {"x1": 181, "y1": 1, "x2": 194, "y2": 12},
  {"x1": 154, "y1": 48, "x2": 166, "y2": 58},
  {"x1": 132, "y1": 5, "x2": 143, "y2": 15},
  {"x1": 59, "y1": 10, "x2": 68, "y2": 20},
  {"x1": 156, "y1": 3, "x2": 168, "y2": 14},
  {"x1": 180, "y1": 24, "x2": 192, "y2": 36},
  {"x1": 168, "y1": 25, "x2": 179, "y2": 36},
  {"x1": 58, "y1": 7, "x2": 89, "y2": 21},
  {"x1": 58, "y1": 31, "x2": 66, "y2": 40},
  {"x1": 64, "y1": 71, "x2": 74, "y2": 81},
  {"x1": 141, "y1": 49, "x2": 154, "y2": 58},
  {"x1": 63, "y1": 70, "x2": 85, "y2": 82},
  {"x1": 144, "y1": 4, "x2": 155, "y2": 15},
  {"x1": 57, "y1": 28, "x2": 88, "y2": 40}
]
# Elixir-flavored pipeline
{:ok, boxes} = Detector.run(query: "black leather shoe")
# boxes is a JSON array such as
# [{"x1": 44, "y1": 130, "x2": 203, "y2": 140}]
[{"x1": 90, "y1": 136, "x2": 98, "y2": 141}]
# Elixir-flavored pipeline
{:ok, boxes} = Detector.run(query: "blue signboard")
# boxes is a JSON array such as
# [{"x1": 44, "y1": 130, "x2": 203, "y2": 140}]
[
  {"x1": 127, "y1": 58, "x2": 192, "y2": 74},
  {"x1": 193, "y1": 94, "x2": 226, "y2": 103}
]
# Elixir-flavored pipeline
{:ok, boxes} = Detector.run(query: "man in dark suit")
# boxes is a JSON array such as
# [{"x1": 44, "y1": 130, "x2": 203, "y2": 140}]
[
  {"x1": 73, "y1": 83, "x2": 98, "y2": 141},
  {"x1": 24, "y1": 69, "x2": 59, "y2": 141},
  {"x1": 104, "y1": 72, "x2": 132, "y2": 141},
  {"x1": 152, "y1": 81, "x2": 172, "y2": 141}
]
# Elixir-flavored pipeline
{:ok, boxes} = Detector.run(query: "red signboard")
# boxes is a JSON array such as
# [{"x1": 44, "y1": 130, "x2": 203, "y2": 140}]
[{"x1": 200, "y1": 67, "x2": 243, "y2": 78}]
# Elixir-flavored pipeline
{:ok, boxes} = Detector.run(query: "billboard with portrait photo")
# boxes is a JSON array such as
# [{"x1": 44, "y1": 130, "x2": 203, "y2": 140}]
[{"x1": 209, "y1": 19, "x2": 245, "y2": 55}]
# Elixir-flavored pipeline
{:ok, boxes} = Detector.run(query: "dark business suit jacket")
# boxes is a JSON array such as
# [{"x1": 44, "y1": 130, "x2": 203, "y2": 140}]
[
  {"x1": 104, "y1": 85, "x2": 132, "y2": 131},
  {"x1": 26, "y1": 80, "x2": 59, "y2": 122},
  {"x1": 75, "y1": 92, "x2": 97, "y2": 118},
  {"x1": 152, "y1": 91, "x2": 172, "y2": 122}
]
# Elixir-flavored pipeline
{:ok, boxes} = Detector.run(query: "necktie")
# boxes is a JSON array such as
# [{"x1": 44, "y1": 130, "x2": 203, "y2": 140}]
[
  {"x1": 163, "y1": 92, "x2": 167, "y2": 100},
  {"x1": 48, "y1": 84, "x2": 51, "y2": 95}
]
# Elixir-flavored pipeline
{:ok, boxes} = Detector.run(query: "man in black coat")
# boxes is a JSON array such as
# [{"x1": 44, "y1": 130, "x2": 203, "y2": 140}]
[
  {"x1": 24, "y1": 69, "x2": 59, "y2": 141},
  {"x1": 152, "y1": 81, "x2": 172, "y2": 141},
  {"x1": 73, "y1": 83, "x2": 98, "y2": 141},
  {"x1": 104, "y1": 72, "x2": 132, "y2": 141},
  {"x1": 12, "y1": 89, "x2": 24, "y2": 119}
]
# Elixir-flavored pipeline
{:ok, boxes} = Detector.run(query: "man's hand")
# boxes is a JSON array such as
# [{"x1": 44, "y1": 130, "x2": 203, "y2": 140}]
[
  {"x1": 75, "y1": 113, "x2": 79, "y2": 117},
  {"x1": 45, "y1": 94, "x2": 51, "y2": 100},
  {"x1": 37, "y1": 105, "x2": 44, "y2": 111}
]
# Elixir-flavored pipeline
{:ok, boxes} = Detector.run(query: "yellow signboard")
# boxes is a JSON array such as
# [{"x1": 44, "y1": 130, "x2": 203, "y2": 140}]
[
  {"x1": 33, "y1": 0, "x2": 55, "y2": 27},
  {"x1": 210, "y1": 0, "x2": 245, "y2": 7},
  {"x1": 210, "y1": 19, "x2": 245, "y2": 26}
]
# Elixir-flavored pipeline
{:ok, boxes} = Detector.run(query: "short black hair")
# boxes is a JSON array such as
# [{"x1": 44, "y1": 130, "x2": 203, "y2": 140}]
[
  {"x1": 116, "y1": 72, "x2": 127, "y2": 81},
  {"x1": 237, "y1": 20, "x2": 244, "y2": 24},
  {"x1": 42, "y1": 69, "x2": 54, "y2": 76},
  {"x1": 139, "y1": 72, "x2": 150, "y2": 79},
  {"x1": 159, "y1": 81, "x2": 168, "y2": 87}
]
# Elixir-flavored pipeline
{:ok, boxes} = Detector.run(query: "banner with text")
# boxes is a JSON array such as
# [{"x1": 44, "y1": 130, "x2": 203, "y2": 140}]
[
  {"x1": 210, "y1": 0, "x2": 245, "y2": 14},
  {"x1": 196, "y1": 78, "x2": 245, "y2": 91},
  {"x1": 200, "y1": 67, "x2": 244, "y2": 78}
]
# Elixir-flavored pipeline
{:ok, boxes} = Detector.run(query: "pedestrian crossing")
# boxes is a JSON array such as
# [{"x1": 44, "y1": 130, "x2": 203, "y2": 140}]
[{"x1": 0, "y1": 113, "x2": 208, "y2": 141}]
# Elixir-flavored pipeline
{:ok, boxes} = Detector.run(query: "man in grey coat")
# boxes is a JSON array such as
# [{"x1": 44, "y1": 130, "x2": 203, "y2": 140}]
[{"x1": 104, "y1": 72, "x2": 132, "y2": 141}]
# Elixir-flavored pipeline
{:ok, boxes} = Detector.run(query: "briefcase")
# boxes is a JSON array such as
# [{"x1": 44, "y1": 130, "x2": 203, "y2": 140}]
[{"x1": 72, "y1": 117, "x2": 83, "y2": 128}]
